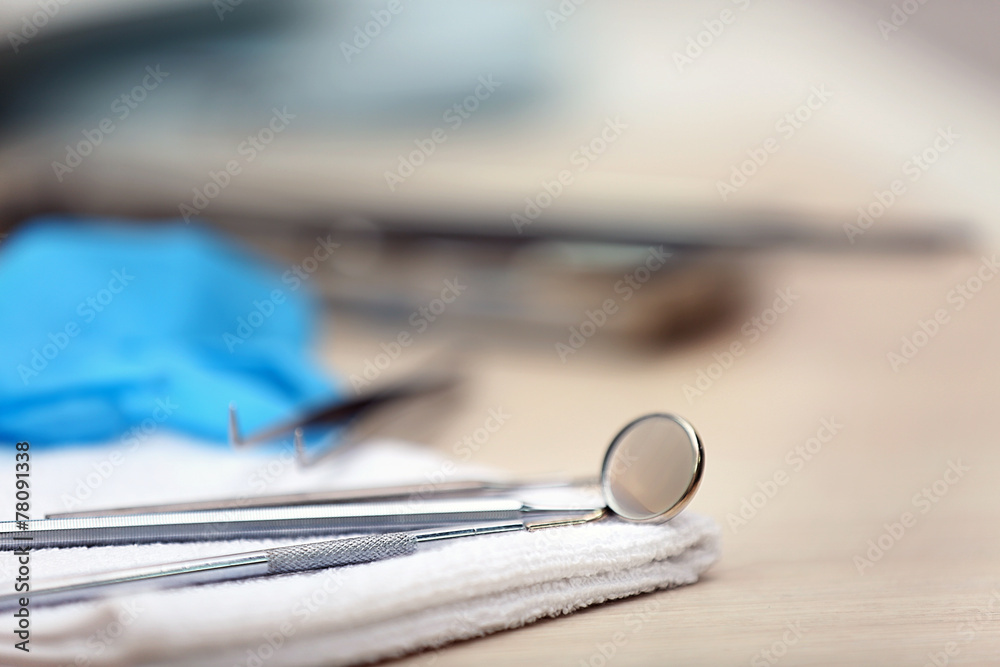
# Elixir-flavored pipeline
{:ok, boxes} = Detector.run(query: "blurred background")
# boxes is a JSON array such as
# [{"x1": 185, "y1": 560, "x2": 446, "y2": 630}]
[
  {"x1": 2, "y1": 0, "x2": 999, "y2": 237},
  {"x1": 2, "y1": 0, "x2": 993, "y2": 361},
  {"x1": 0, "y1": 0, "x2": 998, "y2": 456},
  {"x1": 4, "y1": 0, "x2": 1000, "y2": 228},
  {"x1": 1, "y1": 0, "x2": 998, "y2": 457}
]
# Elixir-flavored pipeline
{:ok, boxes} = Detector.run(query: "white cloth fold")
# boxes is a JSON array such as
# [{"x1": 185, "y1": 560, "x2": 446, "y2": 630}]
[{"x1": 0, "y1": 438, "x2": 719, "y2": 666}]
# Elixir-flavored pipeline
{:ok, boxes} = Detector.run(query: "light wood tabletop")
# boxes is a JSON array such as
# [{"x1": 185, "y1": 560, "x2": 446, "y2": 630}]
[{"x1": 324, "y1": 250, "x2": 1000, "y2": 666}]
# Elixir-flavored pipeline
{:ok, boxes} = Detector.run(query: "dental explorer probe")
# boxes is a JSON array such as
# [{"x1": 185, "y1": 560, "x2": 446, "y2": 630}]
[{"x1": 0, "y1": 513, "x2": 603, "y2": 611}]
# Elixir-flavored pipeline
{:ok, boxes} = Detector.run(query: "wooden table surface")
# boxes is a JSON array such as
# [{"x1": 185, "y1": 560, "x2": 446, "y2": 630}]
[{"x1": 326, "y1": 250, "x2": 1000, "y2": 666}]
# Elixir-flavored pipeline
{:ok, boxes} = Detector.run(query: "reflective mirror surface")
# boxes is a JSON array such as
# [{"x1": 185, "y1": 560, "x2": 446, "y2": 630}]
[{"x1": 601, "y1": 414, "x2": 704, "y2": 522}]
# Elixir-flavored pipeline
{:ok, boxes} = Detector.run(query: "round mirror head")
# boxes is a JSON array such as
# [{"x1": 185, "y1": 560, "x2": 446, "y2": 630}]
[{"x1": 600, "y1": 414, "x2": 704, "y2": 522}]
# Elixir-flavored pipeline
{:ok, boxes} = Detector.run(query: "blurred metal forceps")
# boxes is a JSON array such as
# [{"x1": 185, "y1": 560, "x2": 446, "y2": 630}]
[{"x1": 228, "y1": 371, "x2": 460, "y2": 466}]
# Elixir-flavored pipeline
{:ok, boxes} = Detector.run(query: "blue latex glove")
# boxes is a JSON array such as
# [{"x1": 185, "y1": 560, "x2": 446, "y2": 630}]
[{"x1": 0, "y1": 217, "x2": 337, "y2": 447}]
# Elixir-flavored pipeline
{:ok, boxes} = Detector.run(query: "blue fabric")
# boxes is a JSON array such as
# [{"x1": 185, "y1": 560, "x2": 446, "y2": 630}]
[{"x1": 0, "y1": 217, "x2": 336, "y2": 447}]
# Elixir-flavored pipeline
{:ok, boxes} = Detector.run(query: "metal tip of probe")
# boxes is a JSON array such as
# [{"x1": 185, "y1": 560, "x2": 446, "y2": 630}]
[
  {"x1": 293, "y1": 428, "x2": 306, "y2": 466},
  {"x1": 228, "y1": 402, "x2": 243, "y2": 447}
]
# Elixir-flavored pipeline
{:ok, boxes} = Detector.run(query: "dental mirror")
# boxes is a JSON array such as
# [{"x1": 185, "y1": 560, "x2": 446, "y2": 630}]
[
  {"x1": 600, "y1": 413, "x2": 704, "y2": 523},
  {"x1": 47, "y1": 414, "x2": 705, "y2": 526}
]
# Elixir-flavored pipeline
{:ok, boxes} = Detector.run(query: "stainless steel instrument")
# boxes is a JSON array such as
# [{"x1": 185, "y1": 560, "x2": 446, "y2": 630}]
[
  {"x1": 46, "y1": 478, "x2": 586, "y2": 519},
  {"x1": 1, "y1": 498, "x2": 598, "y2": 550},
  {"x1": 0, "y1": 515, "x2": 603, "y2": 611}
]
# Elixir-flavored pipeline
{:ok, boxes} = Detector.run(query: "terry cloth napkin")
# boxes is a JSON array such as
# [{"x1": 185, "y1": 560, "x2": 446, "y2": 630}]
[{"x1": 0, "y1": 437, "x2": 720, "y2": 667}]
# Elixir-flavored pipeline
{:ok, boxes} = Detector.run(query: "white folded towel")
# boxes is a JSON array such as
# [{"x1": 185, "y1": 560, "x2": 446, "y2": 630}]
[{"x1": 0, "y1": 437, "x2": 719, "y2": 666}]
